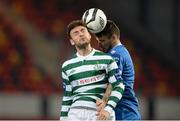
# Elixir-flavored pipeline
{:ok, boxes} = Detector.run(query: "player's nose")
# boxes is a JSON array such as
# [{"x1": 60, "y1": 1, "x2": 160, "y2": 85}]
[{"x1": 79, "y1": 31, "x2": 84, "y2": 36}]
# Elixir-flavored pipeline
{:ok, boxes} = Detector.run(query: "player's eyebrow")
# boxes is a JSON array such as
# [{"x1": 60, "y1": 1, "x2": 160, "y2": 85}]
[{"x1": 71, "y1": 30, "x2": 79, "y2": 35}]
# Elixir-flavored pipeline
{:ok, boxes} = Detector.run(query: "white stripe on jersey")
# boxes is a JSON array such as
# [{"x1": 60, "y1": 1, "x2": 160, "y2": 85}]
[
  {"x1": 71, "y1": 100, "x2": 96, "y2": 109},
  {"x1": 73, "y1": 95, "x2": 99, "y2": 102},
  {"x1": 61, "y1": 105, "x2": 71, "y2": 112},
  {"x1": 108, "y1": 61, "x2": 118, "y2": 72},
  {"x1": 86, "y1": 55, "x2": 113, "y2": 61},
  {"x1": 62, "y1": 49, "x2": 114, "y2": 69},
  {"x1": 62, "y1": 57, "x2": 83, "y2": 68},
  {"x1": 63, "y1": 96, "x2": 73, "y2": 101},
  {"x1": 118, "y1": 82, "x2": 125, "y2": 90},
  {"x1": 62, "y1": 71, "x2": 68, "y2": 80},
  {"x1": 66, "y1": 64, "x2": 107, "y2": 76},
  {"x1": 111, "y1": 91, "x2": 123, "y2": 100},
  {"x1": 107, "y1": 100, "x2": 117, "y2": 108},
  {"x1": 74, "y1": 83, "x2": 107, "y2": 93}
]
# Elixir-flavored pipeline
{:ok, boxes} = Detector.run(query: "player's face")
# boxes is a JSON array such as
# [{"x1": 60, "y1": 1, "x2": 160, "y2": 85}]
[
  {"x1": 96, "y1": 35, "x2": 112, "y2": 52},
  {"x1": 70, "y1": 26, "x2": 91, "y2": 48}
]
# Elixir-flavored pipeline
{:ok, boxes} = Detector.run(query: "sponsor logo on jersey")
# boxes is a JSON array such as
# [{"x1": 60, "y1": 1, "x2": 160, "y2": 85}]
[{"x1": 79, "y1": 75, "x2": 103, "y2": 85}]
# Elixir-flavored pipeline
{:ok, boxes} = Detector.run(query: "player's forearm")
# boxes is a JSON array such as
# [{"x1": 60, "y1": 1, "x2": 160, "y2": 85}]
[
  {"x1": 104, "y1": 82, "x2": 125, "y2": 113},
  {"x1": 102, "y1": 84, "x2": 112, "y2": 103}
]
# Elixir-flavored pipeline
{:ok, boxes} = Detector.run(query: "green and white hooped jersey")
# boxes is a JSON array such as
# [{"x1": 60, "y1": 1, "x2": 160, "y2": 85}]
[{"x1": 60, "y1": 49, "x2": 125, "y2": 120}]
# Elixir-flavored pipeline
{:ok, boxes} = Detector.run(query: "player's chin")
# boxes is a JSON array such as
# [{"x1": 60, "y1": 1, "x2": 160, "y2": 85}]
[
  {"x1": 97, "y1": 47, "x2": 103, "y2": 52},
  {"x1": 78, "y1": 42, "x2": 89, "y2": 48},
  {"x1": 98, "y1": 44, "x2": 103, "y2": 50},
  {"x1": 99, "y1": 46, "x2": 107, "y2": 53}
]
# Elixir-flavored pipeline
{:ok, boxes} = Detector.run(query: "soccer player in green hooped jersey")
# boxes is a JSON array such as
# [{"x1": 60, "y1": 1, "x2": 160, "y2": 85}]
[{"x1": 60, "y1": 20, "x2": 125, "y2": 121}]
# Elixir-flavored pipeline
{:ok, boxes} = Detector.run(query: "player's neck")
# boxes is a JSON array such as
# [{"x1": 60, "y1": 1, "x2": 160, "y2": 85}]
[
  {"x1": 77, "y1": 45, "x2": 93, "y2": 56},
  {"x1": 112, "y1": 39, "x2": 121, "y2": 47}
]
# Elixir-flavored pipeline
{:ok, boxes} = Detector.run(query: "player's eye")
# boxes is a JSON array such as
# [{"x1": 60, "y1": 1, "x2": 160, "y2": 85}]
[
  {"x1": 72, "y1": 31, "x2": 79, "y2": 36},
  {"x1": 81, "y1": 28, "x2": 86, "y2": 33},
  {"x1": 99, "y1": 39, "x2": 105, "y2": 42}
]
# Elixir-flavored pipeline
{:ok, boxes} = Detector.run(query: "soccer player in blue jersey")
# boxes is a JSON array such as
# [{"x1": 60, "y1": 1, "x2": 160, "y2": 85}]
[{"x1": 95, "y1": 20, "x2": 141, "y2": 120}]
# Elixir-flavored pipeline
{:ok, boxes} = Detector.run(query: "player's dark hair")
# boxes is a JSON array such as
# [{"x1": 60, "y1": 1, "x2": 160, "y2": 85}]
[
  {"x1": 67, "y1": 20, "x2": 87, "y2": 38},
  {"x1": 95, "y1": 20, "x2": 120, "y2": 38}
]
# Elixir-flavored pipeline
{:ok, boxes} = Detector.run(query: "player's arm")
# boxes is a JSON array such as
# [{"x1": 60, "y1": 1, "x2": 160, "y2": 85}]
[
  {"x1": 104, "y1": 60, "x2": 125, "y2": 112},
  {"x1": 97, "y1": 53, "x2": 123, "y2": 112},
  {"x1": 60, "y1": 70, "x2": 72, "y2": 121},
  {"x1": 102, "y1": 84, "x2": 112, "y2": 103},
  {"x1": 98, "y1": 59, "x2": 125, "y2": 120},
  {"x1": 96, "y1": 84, "x2": 112, "y2": 112}
]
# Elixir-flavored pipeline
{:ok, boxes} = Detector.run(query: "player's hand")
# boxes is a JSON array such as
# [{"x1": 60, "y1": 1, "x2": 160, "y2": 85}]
[
  {"x1": 96, "y1": 99, "x2": 106, "y2": 112},
  {"x1": 96, "y1": 109, "x2": 110, "y2": 121}
]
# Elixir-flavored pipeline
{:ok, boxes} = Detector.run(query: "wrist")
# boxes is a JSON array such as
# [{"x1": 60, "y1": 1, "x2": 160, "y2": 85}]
[{"x1": 102, "y1": 97, "x2": 108, "y2": 104}]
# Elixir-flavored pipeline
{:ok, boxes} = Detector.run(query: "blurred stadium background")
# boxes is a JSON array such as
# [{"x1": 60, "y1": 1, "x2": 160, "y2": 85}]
[{"x1": 0, "y1": 0, "x2": 180, "y2": 120}]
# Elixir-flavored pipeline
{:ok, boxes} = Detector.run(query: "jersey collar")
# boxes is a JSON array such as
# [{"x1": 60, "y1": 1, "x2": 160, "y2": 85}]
[{"x1": 76, "y1": 48, "x2": 95, "y2": 59}]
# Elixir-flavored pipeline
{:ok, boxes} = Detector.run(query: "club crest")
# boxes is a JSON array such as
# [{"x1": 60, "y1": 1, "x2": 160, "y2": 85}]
[{"x1": 94, "y1": 63, "x2": 102, "y2": 70}]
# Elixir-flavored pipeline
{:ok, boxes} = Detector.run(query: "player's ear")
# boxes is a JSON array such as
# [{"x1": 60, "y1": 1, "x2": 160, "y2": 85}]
[
  {"x1": 70, "y1": 39, "x2": 75, "y2": 45},
  {"x1": 111, "y1": 34, "x2": 117, "y2": 40}
]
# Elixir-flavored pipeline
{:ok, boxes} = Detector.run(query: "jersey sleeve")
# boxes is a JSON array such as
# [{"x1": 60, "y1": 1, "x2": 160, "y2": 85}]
[
  {"x1": 104, "y1": 59, "x2": 125, "y2": 114},
  {"x1": 60, "y1": 69, "x2": 72, "y2": 121},
  {"x1": 110, "y1": 52, "x2": 124, "y2": 73}
]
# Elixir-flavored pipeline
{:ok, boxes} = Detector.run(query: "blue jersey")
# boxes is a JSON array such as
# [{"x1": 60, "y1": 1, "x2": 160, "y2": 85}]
[{"x1": 108, "y1": 43, "x2": 141, "y2": 120}]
